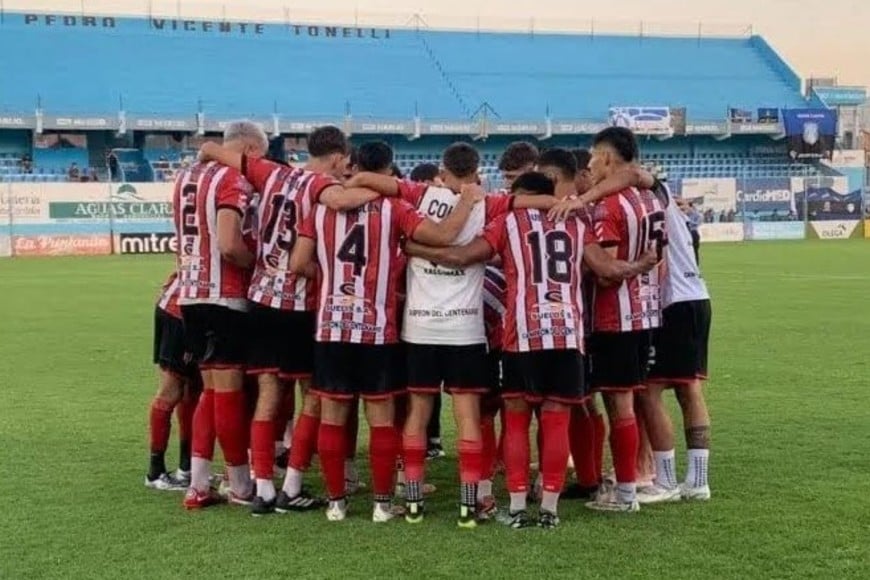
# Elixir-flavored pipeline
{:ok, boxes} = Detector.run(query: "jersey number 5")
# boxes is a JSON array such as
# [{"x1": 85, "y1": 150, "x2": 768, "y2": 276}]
[
  {"x1": 337, "y1": 224, "x2": 367, "y2": 276},
  {"x1": 526, "y1": 230, "x2": 573, "y2": 284}
]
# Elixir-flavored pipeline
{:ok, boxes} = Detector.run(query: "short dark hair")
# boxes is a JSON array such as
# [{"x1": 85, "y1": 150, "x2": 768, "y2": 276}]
[
  {"x1": 571, "y1": 148, "x2": 591, "y2": 171},
  {"x1": 357, "y1": 141, "x2": 394, "y2": 172},
  {"x1": 391, "y1": 164, "x2": 404, "y2": 179},
  {"x1": 347, "y1": 146, "x2": 359, "y2": 168},
  {"x1": 510, "y1": 171, "x2": 555, "y2": 196},
  {"x1": 537, "y1": 148, "x2": 577, "y2": 180},
  {"x1": 307, "y1": 126, "x2": 349, "y2": 157},
  {"x1": 499, "y1": 141, "x2": 540, "y2": 171},
  {"x1": 442, "y1": 142, "x2": 480, "y2": 179},
  {"x1": 592, "y1": 127, "x2": 638, "y2": 163},
  {"x1": 410, "y1": 162, "x2": 439, "y2": 183}
]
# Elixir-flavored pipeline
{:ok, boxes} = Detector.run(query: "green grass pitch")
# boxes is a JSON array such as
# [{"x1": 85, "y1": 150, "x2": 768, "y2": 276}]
[{"x1": 1, "y1": 240, "x2": 868, "y2": 579}]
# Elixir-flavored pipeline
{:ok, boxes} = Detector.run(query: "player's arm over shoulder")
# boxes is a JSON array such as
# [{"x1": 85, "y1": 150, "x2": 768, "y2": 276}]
[
  {"x1": 583, "y1": 240, "x2": 659, "y2": 284},
  {"x1": 404, "y1": 237, "x2": 494, "y2": 269},
  {"x1": 316, "y1": 175, "x2": 380, "y2": 211}
]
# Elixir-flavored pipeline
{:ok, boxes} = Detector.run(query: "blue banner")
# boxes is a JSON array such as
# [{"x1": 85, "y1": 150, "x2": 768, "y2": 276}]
[
  {"x1": 781, "y1": 109, "x2": 837, "y2": 160},
  {"x1": 736, "y1": 178, "x2": 796, "y2": 219}
]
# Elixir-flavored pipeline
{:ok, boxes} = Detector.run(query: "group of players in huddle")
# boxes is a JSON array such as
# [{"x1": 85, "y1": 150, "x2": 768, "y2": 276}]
[{"x1": 144, "y1": 121, "x2": 713, "y2": 529}]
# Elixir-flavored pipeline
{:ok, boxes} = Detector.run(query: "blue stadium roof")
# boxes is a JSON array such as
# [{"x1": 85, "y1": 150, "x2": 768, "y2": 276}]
[{"x1": 0, "y1": 12, "x2": 809, "y2": 124}]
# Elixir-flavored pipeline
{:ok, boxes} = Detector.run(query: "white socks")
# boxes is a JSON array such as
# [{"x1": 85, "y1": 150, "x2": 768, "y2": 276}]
[
  {"x1": 227, "y1": 465, "x2": 252, "y2": 496},
  {"x1": 541, "y1": 491, "x2": 559, "y2": 515},
  {"x1": 509, "y1": 492, "x2": 527, "y2": 513},
  {"x1": 478, "y1": 479, "x2": 493, "y2": 500},
  {"x1": 282, "y1": 467, "x2": 303, "y2": 497},
  {"x1": 654, "y1": 449, "x2": 678, "y2": 489},
  {"x1": 686, "y1": 449, "x2": 710, "y2": 488},
  {"x1": 190, "y1": 457, "x2": 211, "y2": 492},
  {"x1": 256, "y1": 478, "x2": 276, "y2": 502},
  {"x1": 615, "y1": 482, "x2": 637, "y2": 504}
]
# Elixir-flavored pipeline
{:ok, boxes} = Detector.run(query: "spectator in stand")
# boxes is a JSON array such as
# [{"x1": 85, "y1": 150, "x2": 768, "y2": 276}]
[
  {"x1": 88, "y1": 168, "x2": 99, "y2": 182},
  {"x1": 68, "y1": 162, "x2": 81, "y2": 181},
  {"x1": 20, "y1": 154, "x2": 33, "y2": 174},
  {"x1": 704, "y1": 208, "x2": 715, "y2": 224},
  {"x1": 680, "y1": 200, "x2": 702, "y2": 265},
  {"x1": 108, "y1": 152, "x2": 120, "y2": 181},
  {"x1": 726, "y1": 209, "x2": 736, "y2": 223}
]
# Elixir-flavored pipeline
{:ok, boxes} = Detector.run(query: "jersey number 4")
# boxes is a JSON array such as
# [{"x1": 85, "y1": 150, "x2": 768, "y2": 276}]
[
  {"x1": 337, "y1": 224, "x2": 367, "y2": 276},
  {"x1": 526, "y1": 230, "x2": 573, "y2": 284}
]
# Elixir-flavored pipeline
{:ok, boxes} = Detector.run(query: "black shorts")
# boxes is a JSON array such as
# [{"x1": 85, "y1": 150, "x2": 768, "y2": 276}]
[
  {"x1": 648, "y1": 300, "x2": 711, "y2": 386},
  {"x1": 588, "y1": 330, "x2": 653, "y2": 391},
  {"x1": 479, "y1": 351, "x2": 503, "y2": 416},
  {"x1": 502, "y1": 349, "x2": 587, "y2": 404},
  {"x1": 312, "y1": 342, "x2": 404, "y2": 401},
  {"x1": 153, "y1": 307, "x2": 197, "y2": 379},
  {"x1": 406, "y1": 343, "x2": 491, "y2": 395},
  {"x1": 181, "y1": 304, "x2": 248, "y2": 370},
  {"x1": 247, "y1": 304, "x2": 315, "y2": 380}
]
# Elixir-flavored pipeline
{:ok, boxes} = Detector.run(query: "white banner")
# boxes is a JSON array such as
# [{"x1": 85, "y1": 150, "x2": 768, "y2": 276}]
[
  {"x1": 0, "y1": 234, "x2": 10, "y2": 257},
  {"x1": 678, "y1": 178, "x2": 737, "y2": 213},
  {"x1": 608, "y1": 107, "x2": 673, "y2": 136},
  {"x1": 809, "y1": 220, "x2": 861, "y2": 240},
  {"x1": 699, "y1": 222, "x2": 744, "y2": 242}
]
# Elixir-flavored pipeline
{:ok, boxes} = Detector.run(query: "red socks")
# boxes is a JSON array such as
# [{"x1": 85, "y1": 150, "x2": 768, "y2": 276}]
[
  {"x1": 369, "y1": 426, "x2": 399, "y2": 497},
  {"x1": 317, "y1": 422, "x2": 347, "y2": 500},
  {"x1": 504, "y1": 408, "x2": 532, "y2": 493},
  {"x1": 214, "y1": 390, "x2": 249, "y2": 466},
  {"x1": 458, "y1": 439, "x2": 483, "y2": 485},
  {"x1": 570, "y1": 410, "x2": 599, "y2": 487},
  {"x1": 149, "y1": 398, "x2": 174, "y2": 454},
  {"x1": 480, "y1": 416, "x2": 497, "y2": 480},
  {"x1": 402, "y1": 434, "x2": 427, "y2": 482},
  {"x1": 288, "y1": 413, "x2": 319, "y2": 471},
  {"x1": 610, "y1": 417, "x2": 639, "y2": 484},
  {"x1": 192, "y1": 389, "x2": 216, "y2": 460},
  {"x1": 250, "y1": 420, "x2": 275, "y2": 480},
  {"x1": 593, "y1": 413, "x2": 606, "y2": 483},
  {"x1": 540, "y1": 409, "x2": 570, "y2": 493}
]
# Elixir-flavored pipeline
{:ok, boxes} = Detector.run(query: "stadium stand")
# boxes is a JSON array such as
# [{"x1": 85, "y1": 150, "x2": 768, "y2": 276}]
[{"x1": 0, "y1": 11, "x2": 837, "y2": 185}]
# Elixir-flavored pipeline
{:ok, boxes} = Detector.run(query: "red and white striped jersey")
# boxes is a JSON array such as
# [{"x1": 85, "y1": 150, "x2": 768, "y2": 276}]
[
  {"x1": 482, "y1": 265, "x2": 507, "y2": 351},
  {"x1": 299, "y1": 197, "x2": 426, "y2": 345},
  {"x1": 156, "y1": 270, "x2": 182, "y2": 319},
  {"x1": 591, "y1": 187, "x2": 668, "y2": 333},
  {"x1": 244, "y1": 157, "x2": 339, "y2": 311},
  {"x1": 173, "y1": 161, "x2": 254, "y2": 311},
  {"x1": 483, "y1": 209, "x2": 595, "y2": 353}
]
